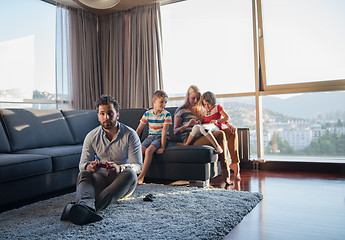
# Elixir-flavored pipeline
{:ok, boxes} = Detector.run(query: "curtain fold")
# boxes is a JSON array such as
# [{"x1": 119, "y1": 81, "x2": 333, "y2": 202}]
[
  {"x1": 100, "y1": 3, "x2": 163, "y2": 109},
  {"x1": 56, "y1": 3, "x2": 163, "y2": 109},
  {"x1": 69, "y1": 8, "x2": 102, "y2": 109},
  {"x1": 99, "y1": 11, "x2": 129, "y2": 108}
]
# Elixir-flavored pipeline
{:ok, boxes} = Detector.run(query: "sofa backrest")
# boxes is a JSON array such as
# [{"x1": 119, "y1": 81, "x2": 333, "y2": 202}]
[
  {"x1": 1, "y1": 109, "x2": 75, "y2": 151},
  {"x1": 61, "y1": 110, "x2": 99, "y2": 144},
  {"x1": 0, "y1": 114, "x2": 11, "y2": 153},
  {"x1": 119, "y1": 108, "x2": 148, "y2": 141},
  {"x1": 165, "y1": 107, "x2": 182, "y2": 142}
]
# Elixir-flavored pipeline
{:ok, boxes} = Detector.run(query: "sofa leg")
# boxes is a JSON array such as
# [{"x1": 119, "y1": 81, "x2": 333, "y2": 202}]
[{"x1": 189, "y1": 179, "x2": 210, "y2": 188}]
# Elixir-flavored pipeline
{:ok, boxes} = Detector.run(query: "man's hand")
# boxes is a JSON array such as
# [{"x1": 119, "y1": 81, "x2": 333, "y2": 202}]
[
  {"x1": 86, "y1": 159, "x2": 99, "y2": 172},
  {"x1": 105, "y1": 162, "x2": 121, "y2": 174},
  {"x1": 156, "y1": 148, "x2": 164, "y2": 154},
  {"x1": 86, "y1": 160, "x2": 121, "y2": 174}
]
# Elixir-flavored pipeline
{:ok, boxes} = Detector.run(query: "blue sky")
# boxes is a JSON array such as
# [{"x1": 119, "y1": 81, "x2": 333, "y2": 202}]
[{"x1": 0, "y1": 0, "x2": 56, "y2": 94}]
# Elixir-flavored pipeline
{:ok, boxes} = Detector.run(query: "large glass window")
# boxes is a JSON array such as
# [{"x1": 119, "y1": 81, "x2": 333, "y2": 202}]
[
  {"x1": 262, "y1": 0, "x2": 345, "y2": 85},
  {"x1": 262, "y1": 91, "x2": 345, "y2": 162},
  {"x1": 0, "y1": 0, "x2": 56, "y2": 109},
  {"x1": 161, "y1": 0, "x2": 255, "y2": 97},
  {"x1": 217, "y1": 96, "x2": 257, "y2": 157}
]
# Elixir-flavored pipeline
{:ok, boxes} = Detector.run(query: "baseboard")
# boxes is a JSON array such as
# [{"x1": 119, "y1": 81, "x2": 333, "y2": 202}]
[{"x1": 253, "y1": 161, "x2": 345, "y2": 174}]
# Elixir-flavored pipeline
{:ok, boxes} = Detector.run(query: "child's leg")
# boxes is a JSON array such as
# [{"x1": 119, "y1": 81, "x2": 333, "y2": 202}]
[
  {"x1": 230, "y1": 162, "x2": 241, "y2": 180},
  {"x1": 204, "y1": 133, "x2": 223, "y2": 154},
  {"x1": 137, "y1": 144, "x2": 157, "y2": 184},
  {"x1": 184, "y1": 133, "x2": 196, "y2": 145},
  {"x1": 200, "y1": 125, "x2": 223, "y2": 154},
  {"x1": 224, "y1": 128, "x2": 241, "y2": 180},
  {"x1": 176, "y1": 125, "x2": 200, "y2": 146}
]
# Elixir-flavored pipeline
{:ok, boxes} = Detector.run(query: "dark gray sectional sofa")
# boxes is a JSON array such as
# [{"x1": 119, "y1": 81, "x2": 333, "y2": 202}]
[
  {"x1": 0, "y1": 107, "x2": 220, "y2": 210},
  {"x1": 118, "y1": 107, "x2": 220, "y2": 183},
  {"x1": 0, "y1": 109, "x2": 99, "y2": 209}
]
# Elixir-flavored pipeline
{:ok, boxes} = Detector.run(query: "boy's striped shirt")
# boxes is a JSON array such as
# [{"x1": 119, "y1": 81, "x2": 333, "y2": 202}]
[{"x1": 140, "y1": 109, "x2": 172, "y2": 135}]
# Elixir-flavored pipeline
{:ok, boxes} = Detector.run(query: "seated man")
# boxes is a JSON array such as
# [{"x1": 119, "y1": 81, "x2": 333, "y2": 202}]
[{"x1": 61, "y1": 95, "x2": 142, "y2": 225}]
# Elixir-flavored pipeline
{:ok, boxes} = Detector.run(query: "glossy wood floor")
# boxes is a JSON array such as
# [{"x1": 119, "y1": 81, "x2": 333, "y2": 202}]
[{"x1": 222, "y1": 169, "x2": 345, "y2": 240}]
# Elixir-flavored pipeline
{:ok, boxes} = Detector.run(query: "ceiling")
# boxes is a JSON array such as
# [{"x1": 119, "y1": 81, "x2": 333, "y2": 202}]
[{"x1": 52, "y1": 0, "x2": 180, "y2": 15}]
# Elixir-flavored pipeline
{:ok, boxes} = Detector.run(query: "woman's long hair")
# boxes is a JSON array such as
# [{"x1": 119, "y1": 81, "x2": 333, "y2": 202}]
[{"x1": 181, "y1": 85, "x2": 203, "y2": 119}]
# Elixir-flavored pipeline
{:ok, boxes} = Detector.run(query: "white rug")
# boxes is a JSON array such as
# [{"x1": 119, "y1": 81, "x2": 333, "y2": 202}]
[{"x1": 0, "y1": 184, "x2": 262, "y2": 240}]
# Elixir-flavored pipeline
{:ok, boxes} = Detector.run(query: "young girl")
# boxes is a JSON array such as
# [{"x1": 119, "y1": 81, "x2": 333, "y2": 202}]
[
  {"x1": 201, "y1": 91, "x2": 241, "y2": 180},
  {"x1": 180, "y1": 91, "x2": 241, "y2": 180}
]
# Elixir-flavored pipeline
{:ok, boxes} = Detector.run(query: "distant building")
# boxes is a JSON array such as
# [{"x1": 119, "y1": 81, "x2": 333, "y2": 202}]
[
  {"x1": 278, "y1": 130, "x2": 312, "y2": 150},
  {"x1": 252, "y1": 122, "x2": 329, "y2": 151}
]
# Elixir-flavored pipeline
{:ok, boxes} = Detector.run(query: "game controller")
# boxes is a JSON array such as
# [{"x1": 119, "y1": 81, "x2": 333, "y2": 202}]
[{"x1": 96, "y1": 162, "x2": 110, "y2": 168}]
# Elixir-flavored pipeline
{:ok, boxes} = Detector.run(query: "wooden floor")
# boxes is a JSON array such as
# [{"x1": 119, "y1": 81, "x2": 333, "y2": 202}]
[
  {"x1": 222, "y1": 169, "x2": 345, "y2": 240},
  {"x1": 2, "y1": 168, "x2": 345, "y2": 240}
]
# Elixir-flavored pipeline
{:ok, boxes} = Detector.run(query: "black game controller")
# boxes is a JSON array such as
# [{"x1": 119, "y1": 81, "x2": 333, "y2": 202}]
[{"x1": 96, "y1": 162, "x2": 110, "y2": 168}]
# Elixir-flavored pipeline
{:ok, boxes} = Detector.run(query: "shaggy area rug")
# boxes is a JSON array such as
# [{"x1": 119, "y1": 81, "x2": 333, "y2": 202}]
[{"x1": 0, "y1": 184, "x2": 262, "y2": 240}]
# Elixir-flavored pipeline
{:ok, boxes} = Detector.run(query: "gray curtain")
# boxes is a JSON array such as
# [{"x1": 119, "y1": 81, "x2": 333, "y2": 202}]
[
  {"x1": 69, "y1": 7, "x2": 102, "y2": 110},
  {"x1": 99, "y1": 3, "x2": 163, "y2": 109},
  {"x1": 56, "y1": 4, "x2": 101, "y2": 110},
  {"x1": 99, "y1": 11, "x2": 131, "y2": 108},
  {"x1": 56, "y1": 3, "x2": 163, "y2": 110}
]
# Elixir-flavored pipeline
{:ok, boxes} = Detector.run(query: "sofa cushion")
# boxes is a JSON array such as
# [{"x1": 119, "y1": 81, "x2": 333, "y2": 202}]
[
  {"x1": 62, "y1": 110, "x2": 99, "y2": 144},
  {"x1": 119, "y1": 108, "x2": 148, "y2": 140},
  {"x1": 17, "y1": 145, "x2": 82, "y2": 171},
  {"x1": 0, "y1": 118, "x2": 11, "y2": 153},
  {"x1": 0, "y1": 153, "x2": 52, "y2": 183},
  {"x1": 165, "y1": 107, "x2": 181, "y2": 142},
  {"x1": 1, "y1": 109, "x2": 75, "y2": 151},
  {"x1": 153, "y1": 145, "x2": 218, "y2": 164}
]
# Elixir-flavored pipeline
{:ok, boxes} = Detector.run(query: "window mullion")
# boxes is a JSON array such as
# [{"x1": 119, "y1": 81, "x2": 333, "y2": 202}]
[{"x1": 253, "y1": 0, "x2": 265, "y2": 160}]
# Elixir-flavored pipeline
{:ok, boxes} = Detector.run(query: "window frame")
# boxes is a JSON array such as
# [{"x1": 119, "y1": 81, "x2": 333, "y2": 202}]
[
  {"x1": 256, "y1": 0, "x2": 345, "y2": 94},
  {"x1": 164, "y1": 0, "x2": 345, "y2": 161}
]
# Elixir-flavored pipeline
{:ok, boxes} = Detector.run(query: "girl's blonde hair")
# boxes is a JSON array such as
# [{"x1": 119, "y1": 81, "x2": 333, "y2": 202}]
[{"x1": 182, "y1": 85, "x2": 202, "y2": 119}]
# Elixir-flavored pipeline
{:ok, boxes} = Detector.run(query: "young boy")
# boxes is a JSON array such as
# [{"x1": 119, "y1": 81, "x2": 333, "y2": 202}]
[{"x1": 136, "y1": 90, "x2": 172, "y2": 184}]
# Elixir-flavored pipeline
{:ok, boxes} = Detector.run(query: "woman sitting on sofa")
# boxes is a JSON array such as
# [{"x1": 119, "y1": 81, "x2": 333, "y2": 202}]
[{"x1": 173, "y1": 85, "x2": 231, "y2": 185}]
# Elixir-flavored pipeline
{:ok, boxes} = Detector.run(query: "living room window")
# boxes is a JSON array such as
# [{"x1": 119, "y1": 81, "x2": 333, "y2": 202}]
[
  {"x1": 262, "y1": 91, "x2": 345, "y2": 162},
  {"x1": 257, "y1": 0, "x2": 345, "y2": 106},
  {"x1": 0, "y1": 0, "x2": 56, "y2": 109},
  {"x1": 161, "y1": 0, "x2": 255, "y2": 97},
  {"x1": 261, "y1": 0, "x2": 345, "y2": 87},
  {"x1": 1, "y1": 0, "x2": 344, "y2": 163},
  {"x1": 162, "y1": 0, "x2": 345, "y2": 163}
]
